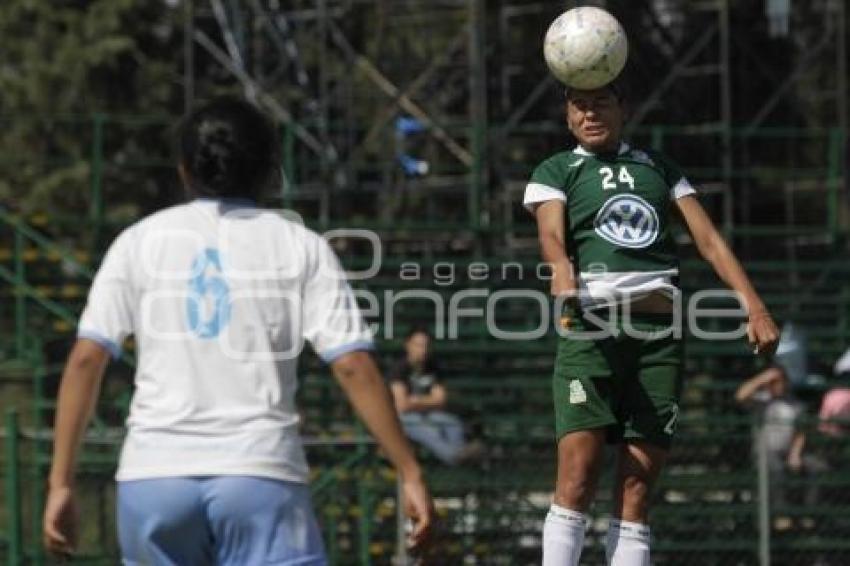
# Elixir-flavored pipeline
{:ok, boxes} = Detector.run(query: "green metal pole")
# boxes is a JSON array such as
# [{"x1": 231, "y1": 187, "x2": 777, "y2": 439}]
[
  {"x1": 756, "y1": 413, "x2": 771, "y2": 566},
  {"x1": 13, "y1": 228, "x2": 25, "y2": 360},
  {"x1": 90, "y1": 113, "x2": 105, "y2": 253},
  {"x1": 357, "y1": 438, "x2": 371, "y2": 565},
  {"x1": 326, "y1": 482, "x2": 339, "y2": 566},
  {"x1": 394, "y1": 477, "x2": 408, "y2": 565},
  {"x1": 31, "y1": 340, "x2": 46, "y2": 566},
  {"x1": 827, "y1": 128, "x2": 841, "y2": 237},
  {"x1": 468, "y1": 0, "x2": 488, "y2": 232},
  {"x1": 5, "y1": 410, "x2": 23, "y2": 566},
  {"x1": 282, "y1": 123, "x2": 295, "y2": 209}
]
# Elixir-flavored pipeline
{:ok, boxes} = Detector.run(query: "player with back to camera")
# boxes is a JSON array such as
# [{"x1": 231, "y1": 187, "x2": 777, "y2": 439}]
[
  {"x1": 524, "y1": 80, "x2": 779, "y2": 565},
  {"x1": 42, "y1": 96, "x2": 434, "y2": 564}
]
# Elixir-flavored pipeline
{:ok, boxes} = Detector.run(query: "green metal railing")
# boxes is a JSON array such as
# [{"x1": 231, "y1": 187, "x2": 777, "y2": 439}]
[
  {"x1": 3, "y1": 411, "x2": 22, "y2": 566},
  {"x1": 0, "y1": 214, "x2": 391, "y2": 564},
  {"x1": 1, "y1": 114, "x2": 848, "y2": 564},
  {"x1": 0, "y1": 208, "x2": 400, "y2": 564},
  {"x1": 0, "y1": 113, "x2": 844, "y2": 239},
  {"x1": 0, "y1": 206, "x2": 95, "y2": 362},
  {"x1": 1, "y1": 418, "x2": 393, "y2": 565}
]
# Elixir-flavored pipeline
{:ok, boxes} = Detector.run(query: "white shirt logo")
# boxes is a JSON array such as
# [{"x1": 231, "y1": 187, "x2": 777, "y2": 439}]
[
  {"x1": 569, "y1": 380, "x2": 588, "y2": 404},
  {"x1": 594, "y1": 194, "x2": 660, "y2": 249}
]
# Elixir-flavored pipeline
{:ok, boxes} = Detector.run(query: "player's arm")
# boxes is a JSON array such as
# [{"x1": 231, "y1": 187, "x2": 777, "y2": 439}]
[
  {"x1": 44, "y1": 339, "x2": 111, "y2": 555},
  {"x1": 676, "y1": 195, "x2": 779, "y2": 355},
  {"x1": 534, "y1": 200, "x2": 576, "y2": 297},
  {"x1": 331, "y1": 351, "x2": 434, "y2": 547},
  {"x1": 332, "y1": 351, "x2": 423, "y2": 475}
]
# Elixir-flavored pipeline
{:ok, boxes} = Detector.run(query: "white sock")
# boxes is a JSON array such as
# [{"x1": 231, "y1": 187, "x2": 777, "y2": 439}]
[
  {"x1": 606, "y1": 519, "x2": 651, "y2": 566},
  {"x1": 542, "y1": 504, "x2": 587, "y2": 566}
]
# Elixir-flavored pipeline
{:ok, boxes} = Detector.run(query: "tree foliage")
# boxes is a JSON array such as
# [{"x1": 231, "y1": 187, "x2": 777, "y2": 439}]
[
  {"x1": 0, "y1": 0, "x2": 184, "y2": 229},
  {"x1": 0, "y1": 0, "x2": 844, "y2": 238}
]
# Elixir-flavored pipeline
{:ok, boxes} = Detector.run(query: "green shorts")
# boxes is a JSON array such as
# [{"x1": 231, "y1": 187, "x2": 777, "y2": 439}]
[{"x1": 553, "y1": 308, "x2": 683, "y2": 449}]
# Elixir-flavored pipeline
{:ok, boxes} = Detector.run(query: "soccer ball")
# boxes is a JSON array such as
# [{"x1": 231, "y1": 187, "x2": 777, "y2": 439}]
[{"x1": 543, "y1": 7, "x2": 628, "y2": 90}]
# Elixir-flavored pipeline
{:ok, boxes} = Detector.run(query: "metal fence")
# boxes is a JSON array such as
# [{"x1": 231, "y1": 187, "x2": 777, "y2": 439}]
[
  {"x1": 0, "y1": 412, "x2": 409, "y2": 566},
  {"x1": 4, "y1": 404, "x2": 850, "y2": 565}
]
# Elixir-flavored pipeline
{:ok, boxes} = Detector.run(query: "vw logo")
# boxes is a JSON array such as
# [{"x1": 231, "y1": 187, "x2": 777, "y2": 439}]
[{"x1": 594, "y1": 194, "x2": 659, "y2": 248}]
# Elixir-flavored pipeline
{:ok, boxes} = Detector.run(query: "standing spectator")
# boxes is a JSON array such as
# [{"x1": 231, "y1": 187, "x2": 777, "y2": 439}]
[
  {"x1": 735, "y1": 366, "x2": 823, "y2": 525},
  {"x1": 390, "y1": 327, "x2": 482, "y2": 465}
]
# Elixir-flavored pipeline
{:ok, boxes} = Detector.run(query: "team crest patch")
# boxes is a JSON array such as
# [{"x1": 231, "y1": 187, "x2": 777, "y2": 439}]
[
  {"x1": 594, "y1": 194, "x2": 659, "y2": 249},
  {"x1": 569, "y1": 380, "x2": 587, "y2": 404}
]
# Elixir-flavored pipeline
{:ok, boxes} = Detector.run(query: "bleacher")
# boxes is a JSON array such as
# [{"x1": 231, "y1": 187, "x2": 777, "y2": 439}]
[{"x1": 3, "y1": 200, "x2": 850, "y2": 565}]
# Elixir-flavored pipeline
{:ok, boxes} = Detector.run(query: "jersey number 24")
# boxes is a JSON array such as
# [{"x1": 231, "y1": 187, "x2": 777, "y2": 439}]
[{"x1": 599, "y1": 166, "x2": 635, "y2": 191}]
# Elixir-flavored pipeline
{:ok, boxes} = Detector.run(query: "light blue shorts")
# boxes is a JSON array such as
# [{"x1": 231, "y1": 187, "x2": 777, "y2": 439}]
[{"x1": 117, "y1": 476, "x2": 327, "y2": 565}]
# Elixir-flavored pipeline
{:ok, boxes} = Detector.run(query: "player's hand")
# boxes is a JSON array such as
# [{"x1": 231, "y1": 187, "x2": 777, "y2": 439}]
[
  {"x1": 43, "y1": 485, "x2": 78, "y2": 557},
  {"x1": 550, "y1": 266, "x2": 578, "y2": 299},
  {"x1": 401, "y1": 476, "x2": 435, "y2": 550},
  {"x1": 747, "y1": 310, "x2": 779, "y2": 356}
]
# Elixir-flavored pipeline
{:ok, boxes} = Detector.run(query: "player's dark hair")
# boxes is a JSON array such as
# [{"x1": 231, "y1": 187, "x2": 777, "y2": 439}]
[
  {"x1": 179, "y1": 96, "x2": 279, "y2": 201},
  {"x1": 564, "y1": 76, "x2": 629, "y2": 103}
]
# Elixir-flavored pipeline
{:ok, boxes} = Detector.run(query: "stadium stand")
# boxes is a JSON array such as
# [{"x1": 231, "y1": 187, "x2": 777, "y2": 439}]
[{"x1": 5, "y1": 200, "x2": 850, "y2": 564}]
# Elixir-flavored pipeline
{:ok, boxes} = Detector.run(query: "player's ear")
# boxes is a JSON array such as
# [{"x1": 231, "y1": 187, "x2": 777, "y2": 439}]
[{"x1": 564, "y1": 100, "x2": 576, "y2": 134}]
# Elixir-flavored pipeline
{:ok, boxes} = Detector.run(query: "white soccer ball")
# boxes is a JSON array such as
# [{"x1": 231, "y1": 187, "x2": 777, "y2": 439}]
[{"x1": 543, "y1": 7, "x2": 628, "y2": 90}]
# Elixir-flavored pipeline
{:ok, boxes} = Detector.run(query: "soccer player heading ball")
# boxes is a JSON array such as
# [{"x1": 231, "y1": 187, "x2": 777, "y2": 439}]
[
  {"x1": 524, "y1": 79, "x2": 779, "y2": 565},
  {"x1": 43, "y1": 97, "x2": 434, "y2": 563}
]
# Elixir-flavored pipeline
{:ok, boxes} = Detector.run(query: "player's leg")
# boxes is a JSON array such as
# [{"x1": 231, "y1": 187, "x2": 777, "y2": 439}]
[
  {"x1": 554, "y1": 429, "x2": 608, "y2": 511},
  {"x1": 607, "y1": 441, "x2": 667, "y2": 566},
  {"x1": 544, "y1": 429, "x2": 607, "y2": 566},
  {"x1": 545, "y1": 315, "x2": 620, "y2": 566},
  {"x1": 117, "y1": 478, "x2": 212, "y2": 566},
  {"x1": 608, "y1": 315, "x2": 682, "y2": 565},
  {"x1": 203, "y1": 476, "x2": 327, "y2": 565}
]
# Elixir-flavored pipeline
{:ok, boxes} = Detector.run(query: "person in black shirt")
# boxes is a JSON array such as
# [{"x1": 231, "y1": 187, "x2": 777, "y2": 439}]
[{"x1": 390, "y1": 328, "x2": 481, "y2": 465}]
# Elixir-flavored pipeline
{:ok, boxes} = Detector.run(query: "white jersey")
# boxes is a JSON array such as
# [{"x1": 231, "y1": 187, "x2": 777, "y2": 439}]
[{"x1": 78, "y1": 198, "x2": 373, "y2": 483}]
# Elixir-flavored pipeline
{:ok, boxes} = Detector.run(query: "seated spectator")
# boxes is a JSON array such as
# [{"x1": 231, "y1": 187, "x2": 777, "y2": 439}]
[
  {"x1": 815, "y1": 347, "x2": 850, "y2": 437},
  {"x1": 818, "y1": 388, "x2": 850, "y2": 437},
  {"x1": 735, "y1": 366, "x2": 826, "y2": 525},
  {"x1": 389, "y1": 327, "x2": 482, "y2": 465}
]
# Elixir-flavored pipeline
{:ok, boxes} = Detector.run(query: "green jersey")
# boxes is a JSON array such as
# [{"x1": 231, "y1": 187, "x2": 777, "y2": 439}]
[{"x1": 524, "y1": 143, "x2": 695, "y2": 307}]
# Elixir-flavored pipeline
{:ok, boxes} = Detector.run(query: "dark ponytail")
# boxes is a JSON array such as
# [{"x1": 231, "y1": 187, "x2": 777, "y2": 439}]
[{"x1": 179, "y1": 96, "x2": 279, "y2": 200}]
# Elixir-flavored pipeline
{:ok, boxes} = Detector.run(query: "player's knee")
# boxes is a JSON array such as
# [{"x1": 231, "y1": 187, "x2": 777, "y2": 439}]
[
  {"x1": 623, "y1": 475, "x2": 649, "y2": 500},
  {"x1": 554, "y1": 473, "x2": 597, "y2": 510},
  {"x1": 619, "y1": 475, "x2": 651, "y2": 518}
]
